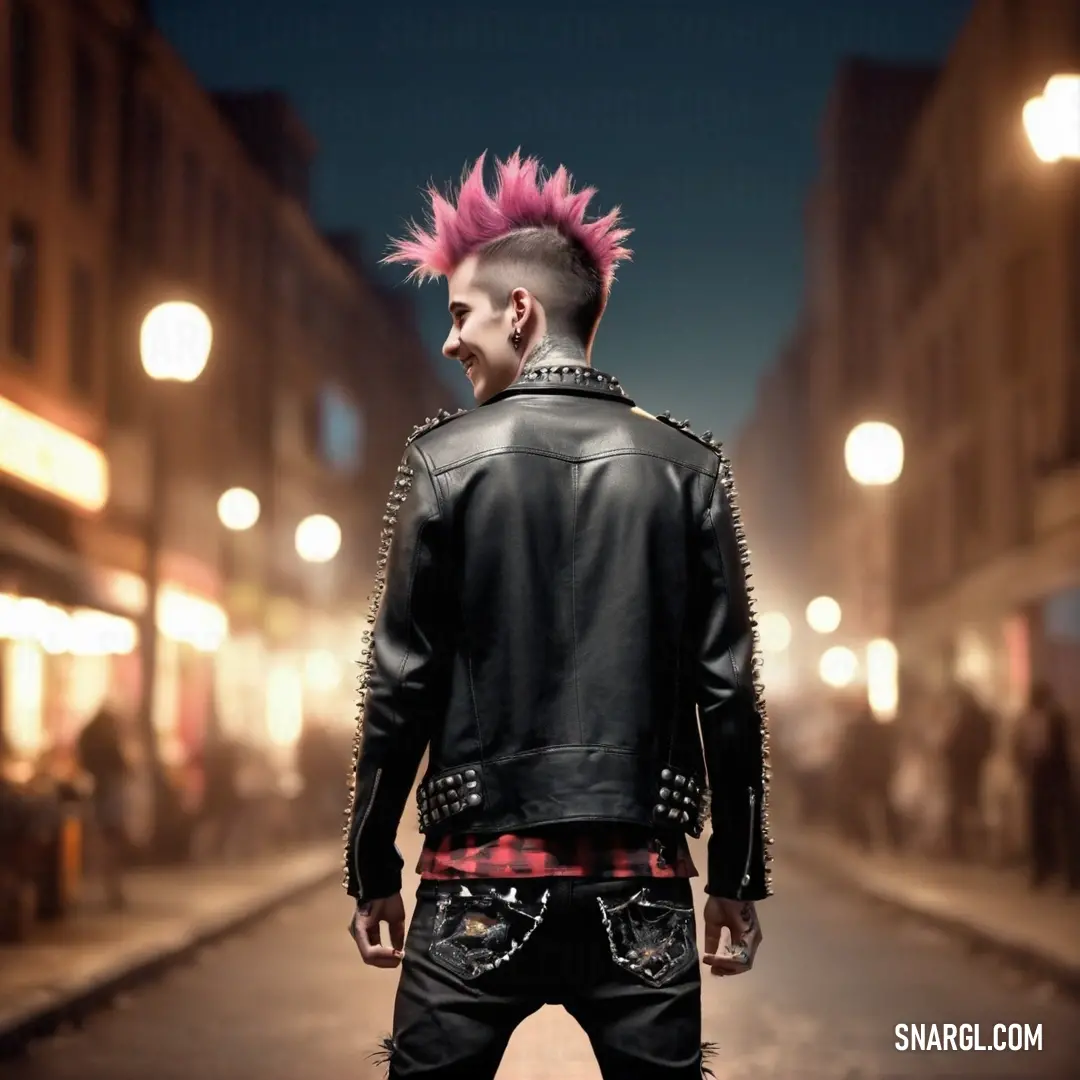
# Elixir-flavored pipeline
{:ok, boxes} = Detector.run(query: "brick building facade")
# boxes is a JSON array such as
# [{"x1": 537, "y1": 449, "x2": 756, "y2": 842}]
[{"x1": 0, "y1": 0, "x2": 448, "y2": 782}]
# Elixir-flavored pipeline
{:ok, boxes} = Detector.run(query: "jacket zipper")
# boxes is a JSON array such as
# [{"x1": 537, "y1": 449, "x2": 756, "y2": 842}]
[
  {"x1": 351, "y1": 766, "x2": 383, "y2": 902},
  {"x1": 736, "y1": 787, "x2": 756, "y2": 899}
]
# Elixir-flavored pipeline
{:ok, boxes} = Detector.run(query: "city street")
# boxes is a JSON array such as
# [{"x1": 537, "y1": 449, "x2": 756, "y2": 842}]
[{"x1": 6, "y1": 832, "x2": 1080, "y2": 1079}]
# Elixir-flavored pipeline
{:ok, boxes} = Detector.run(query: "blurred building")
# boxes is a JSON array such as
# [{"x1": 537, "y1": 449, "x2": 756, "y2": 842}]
[
  {"x1": 870, "y1": 0, "x2": 1080, "y2": 725},
  {"x1": 735, "y1": 58, "x2": 938, "y2": 709},
  {"x1": 751, "y1": 0, "x2": 1080, "y2": 743},
  {"x1": 801, "y1": 58, "x2": 940, "y2": 645},
  {"x1": 730, "y1": 321, "x2": 813, "y2": 698},
  {"x1": 0, "y1": 0, "x2": 448, "y2": 791},
  {"x1": 1, "y1": 0, "x2": 130, "y2": 769}
]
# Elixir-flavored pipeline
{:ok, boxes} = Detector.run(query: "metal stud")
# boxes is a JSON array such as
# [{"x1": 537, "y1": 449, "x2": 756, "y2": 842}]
[
  {"x1": 415, "y1": 768, "x2": 484, "y2": 830},
  {"x1": 650, "y1": 412, "x2": 775, "y2": 895},
  {"x1": 343, "y1": 406, "x2": 467, "y2": 890},
  {"x1": 717, "y1": 446, "x2": 773, "y2": 895}
]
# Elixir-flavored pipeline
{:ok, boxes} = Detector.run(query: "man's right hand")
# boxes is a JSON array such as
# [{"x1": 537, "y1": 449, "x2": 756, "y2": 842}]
[
  {"x1": 702, "y1": 896, "x2": 762, "y2": 976},
  {"x1": 348, "y1": 893, "x2": 407, "y2": 968}
]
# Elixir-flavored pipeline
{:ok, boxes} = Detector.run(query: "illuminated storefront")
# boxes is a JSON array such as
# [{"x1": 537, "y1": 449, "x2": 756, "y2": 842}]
[
  {"x1": 0, "y1": 586, "x2": 227, "y2": 765},
  {"x1": 0, "y1": 395, "x2": 115, "y2": 773},
  {"x1": 0, "y1": 396, "x2": 109, "y2": 514},
  {"x1": 212, "y1": 600, "x2": 360, "y2": 762},
  {"x1": 0, "y1": 393, "x2": 235, "y2": 779},
  {"x1": 0, "y1": 597, "x2": 136, "y2": 755},
  {"x1": 0, "y1": 393, "x2": 358, "y2": 789}
]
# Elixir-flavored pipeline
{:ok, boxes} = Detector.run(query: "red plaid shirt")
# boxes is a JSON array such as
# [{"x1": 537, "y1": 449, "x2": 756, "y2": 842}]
[{"x1": 417, "y1": 826, "x2": 698, "y2": 880}]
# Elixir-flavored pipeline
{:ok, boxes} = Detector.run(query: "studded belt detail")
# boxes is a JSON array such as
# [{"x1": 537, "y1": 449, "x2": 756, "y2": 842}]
[
  {"x1": 651, "y1": 767, "x2": 705, "y2": 838},
  {"x1": 417, "y1": 767, "x2": 483, "y2": 830},
  {"x1": 417, "y1": 763, "x2": 706, "y2": 837}
]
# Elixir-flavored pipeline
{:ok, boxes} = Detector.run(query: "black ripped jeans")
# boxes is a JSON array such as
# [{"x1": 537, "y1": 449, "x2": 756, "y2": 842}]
[{"x1": 386, "y1": 876, "x2": 706, "y2": 1079}]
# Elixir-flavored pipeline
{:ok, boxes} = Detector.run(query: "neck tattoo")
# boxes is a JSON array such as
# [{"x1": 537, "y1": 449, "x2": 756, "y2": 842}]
[{"x1": 522, "y1": 335, "x2": 588, "y2": 372}]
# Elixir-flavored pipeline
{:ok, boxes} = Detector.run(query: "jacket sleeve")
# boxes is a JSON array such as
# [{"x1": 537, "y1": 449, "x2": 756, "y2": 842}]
[
  {"x1": 695, "y1": 455, "x2": 773, "y2": 900},
  {"x1": 344, "y1": 443, "x2": 448, "y2": 902}
]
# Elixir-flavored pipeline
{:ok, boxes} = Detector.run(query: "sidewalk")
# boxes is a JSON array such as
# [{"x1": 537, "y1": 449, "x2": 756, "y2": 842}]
[
  {"x1": 784, "y1": 824, "x2": 1080, "y2": 995},
  {"x1": 0, "y1": 841, "x2": 340, "y2": 1055}
]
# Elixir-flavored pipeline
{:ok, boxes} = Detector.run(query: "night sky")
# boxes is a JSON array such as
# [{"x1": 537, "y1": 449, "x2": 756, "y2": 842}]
[{"x1": 153, "y1": 0, "x2": 971, "y2": 441}]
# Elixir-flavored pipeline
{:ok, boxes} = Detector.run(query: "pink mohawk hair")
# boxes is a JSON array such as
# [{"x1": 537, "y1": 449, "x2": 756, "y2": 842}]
[{"x1": 382, "y1": 151, "x2": 633, "y2": 290}]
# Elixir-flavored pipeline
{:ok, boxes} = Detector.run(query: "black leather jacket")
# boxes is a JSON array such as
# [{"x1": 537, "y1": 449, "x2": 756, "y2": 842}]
[{"x1": 343, "y1": 363, "x2": 773, "y2": 903}]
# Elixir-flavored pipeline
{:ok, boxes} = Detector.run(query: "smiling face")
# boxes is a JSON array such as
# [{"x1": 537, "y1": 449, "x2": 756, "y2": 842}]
[{"x1": 441, "y1": 255, "x2": 536, "y2": 403}]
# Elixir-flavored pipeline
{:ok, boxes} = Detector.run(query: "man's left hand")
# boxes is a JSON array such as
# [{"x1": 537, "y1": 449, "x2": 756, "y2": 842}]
[
  {"x1": 349, "y1": 893, "x2": 406, "y2": 968},
  {"x1": 702, "y1": 896, "x2": 762, "y2": 976}
]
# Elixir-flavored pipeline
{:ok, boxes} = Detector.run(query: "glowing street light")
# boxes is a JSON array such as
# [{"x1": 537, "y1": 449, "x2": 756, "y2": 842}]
[
  {"x1": 819, "y1": 645, "x2": 858, "y2": 689},
  {"x1": 844, "y1": 421, "x2": 904, "y2": 486},
  {"x1": 217, "y1": 487, "x2": 261, "y2": 531},
  {"x1": 139, "y1": 301, "x2": 213, "y2": 382},
  {"x1": 295, "y1": 514, "x2": 342, "y2": 564},
  {"x1": 1023, "y1": 73, "x2": 1080, "y2": 163},
  {"x1": 136, "y1": 299, "x2": 215, "y2": 842},
  {"x1": 866, "y1": 638, "x2": 899, "y2": 722},
  {"x1": 806, "y1": 595, "x2": 842, "y2": 634},
  {"x1": 304, "y1": 649, "x2": 343, "y2": 691},
  {"x1": 758, "y1": 612, "x2": 792, "y2": 653}
]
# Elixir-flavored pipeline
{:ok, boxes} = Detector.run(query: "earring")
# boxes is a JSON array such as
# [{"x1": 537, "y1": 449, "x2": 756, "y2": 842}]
[{"x1": 511, "y1": 326, "x2": 522, "y2": 351}]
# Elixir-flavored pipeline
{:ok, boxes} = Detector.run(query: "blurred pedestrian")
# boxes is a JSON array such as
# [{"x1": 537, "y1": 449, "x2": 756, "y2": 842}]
[
  {"x1": 1015, "y1": 683, "x2": 1078, "y2": 890},
  {"x1": 297, "y1": 720, "x2": 344, "y2": 837},
  {"x1": 942, "y1": 686, "x2": 993, "y2": 860},
  {"x1": 76, "y1": 704, "x2": 131, "y2": 909},
  {"x1": 835, "y1": 702, "x2": 899, "y2": 851},
  {"x1": 198, "y1": 732, "x2": 241, "y2": 859},
  {"x1": 784, "y1": 693, "x2": 840, "y2": 826},
  {"x1": 344, "y1": 152, "x2": 769, "y2": 1079}
]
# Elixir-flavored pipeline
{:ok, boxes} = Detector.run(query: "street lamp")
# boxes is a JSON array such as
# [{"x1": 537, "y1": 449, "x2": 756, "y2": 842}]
[
  {"x1": 139, "y1": 301, "x2": 213, "y2": 382},
  {"x1": 295, "y1": 514, "x2": 342, "y2": 564},
  {"x1": 217, "y1": 487, "x2": 261, "y2": 532},
  {"x1": 844, "y1": 421, "x2": 904, "y2": 486},
  {"x1": 758, "y1": 612, "x2": 792, "y2": 653},
  {"x1": 137, "y1": 300, "x2": 213, "y2": 842},
  {"x1": 806, "y1": 595, "x2": 841, "y2": 634},
  {"x1": 819, "y1": 645, "x2": 858, "y2": 689},
  {"x1": 1023, "y1": 73, "x2": 1080, "y2": 163}
]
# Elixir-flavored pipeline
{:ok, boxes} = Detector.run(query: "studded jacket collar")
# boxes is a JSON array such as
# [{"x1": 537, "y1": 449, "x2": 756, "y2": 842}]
[
  {"x1": 343, "y1": 368, "x2": 773, "y2": 905},
  {"x1": 487, "y1": 363, "x2": 630, "y2": 405}
]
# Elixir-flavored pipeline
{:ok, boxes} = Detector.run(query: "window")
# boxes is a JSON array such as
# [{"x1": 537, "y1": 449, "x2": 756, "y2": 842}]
[
  {"x1": 8, "y1": 218, "x2": 38, "y2": 362},
  {"x1": 947, "y1": 318, "x2": 969, "y2": 421},
  {"x1": 897, "y1": 479, "x2": 933, "y2": 605},
  {"x1": 179, "y1": 150, "x2": 202, "y2": 276},
  {"x1": 139, "y1": 100, "x2": 164, "y2": 263},
  {"x1": 1003, "y1": 0, "x2": 1029, "y2": 77},
  {"x1": 952, "y1": 441, "x2": 986, "y2": 567},
  {"x1": 1064, "y1": 358, "x2": 1080, "y2": 463},
  {"x1": 923, "y1": 337, "x2": 946, "y2": 435},
  {"x1": 70, "y1": 45, "x2": 98, "y2": 199},
  {"x1": 1000, "y1": 393, "x2": 1031, "y2": 545},
  {"x1": 210, "y1": 186, "x2": 230, "y2": 289},
  {"x1": 1001, "y1": 251, "x2": 1035, "y2": 376},
  {"x1": 317, "y1": 387, "x2": 363, "y2": 471},
  {"x1": 9, "y1": 0, "x2": 40, "y2": 154},
  {"x1": 68, "y1": 264, "x2": 95, "y2": 396},
  {"x1": 235, "y1": 215, "x2": 251, "y2": 304},
  {"x1": 258, "y1": 217, "x2": 275, "y2": 306}
]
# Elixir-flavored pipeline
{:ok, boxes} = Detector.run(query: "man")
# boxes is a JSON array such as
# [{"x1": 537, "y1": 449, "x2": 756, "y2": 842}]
[
  {"x1": 943, "y1": 685, "x2": 993, "y2": 859},
  {"x1": 1016, "y1": 682, "x2": 1077, "y2": 890},
  {"x1": 77, "y1": 704, "x2": 131, "y2": 909},
  {"x1": 344, "y1": 151, "x2": 772, "y2": 1079}
]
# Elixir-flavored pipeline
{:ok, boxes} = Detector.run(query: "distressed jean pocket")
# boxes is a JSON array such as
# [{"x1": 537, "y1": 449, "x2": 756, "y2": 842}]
[
  {"x1": 428, "y1": 884, "x2": 550, "y2": 980},
  {"x1": 597, "y1": 887, "x2": 697, "y2": 986}
]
